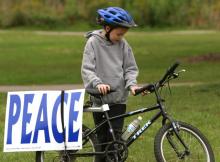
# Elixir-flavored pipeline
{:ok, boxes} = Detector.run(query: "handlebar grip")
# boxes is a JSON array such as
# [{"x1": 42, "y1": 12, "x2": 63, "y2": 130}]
[
  {"x1": 134, "y1": 84, "x2": 155, "y2": 96},
  {"x1": 86, "y1": 88, "x2": 115, "y2": 97},
  {"x1": 159, "y1": 62, "x2": 180, "y2": 85},
  {"x1": 86, "y1": 89, "x2": 100, "y2": 95}
]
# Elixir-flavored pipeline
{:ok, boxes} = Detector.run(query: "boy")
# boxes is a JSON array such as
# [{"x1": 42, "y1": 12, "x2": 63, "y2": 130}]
[{"x1": 81, "y1": 7, "x2": 139, "y2": 161}]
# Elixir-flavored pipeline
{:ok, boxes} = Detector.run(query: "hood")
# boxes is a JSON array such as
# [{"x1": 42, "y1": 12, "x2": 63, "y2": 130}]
[
  {"x1": 84, "y1": 29, "x2": 115, "y2": 45},
  {"x1": 84, "y1": 29, "x2": 104, "y2": 39}
]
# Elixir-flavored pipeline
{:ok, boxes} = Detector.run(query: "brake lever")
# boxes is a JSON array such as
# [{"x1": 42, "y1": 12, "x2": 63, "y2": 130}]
[
  {"x1": 179, "y1": 69, "x2": 186, "y2": 73},
  {"x1": 173, "y1": 69, "x2": 186, "y2": 78}
]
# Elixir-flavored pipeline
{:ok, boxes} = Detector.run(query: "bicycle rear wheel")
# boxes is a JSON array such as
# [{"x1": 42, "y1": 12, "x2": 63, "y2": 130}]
[
  {"x1": 36, "y1": 125, "x2": 100, "y2": 162},
  {"x1": 154, "y1": 121, "x2": 215, "y2": 162}
]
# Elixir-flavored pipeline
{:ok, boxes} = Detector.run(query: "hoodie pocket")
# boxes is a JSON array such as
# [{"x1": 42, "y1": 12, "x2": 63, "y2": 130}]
[{"x1": 101, "y1": 77, "x2": 128, "y2": 104}]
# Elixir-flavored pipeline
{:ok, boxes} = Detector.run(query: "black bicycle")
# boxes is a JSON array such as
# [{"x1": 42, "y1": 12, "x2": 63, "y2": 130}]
[{"x1": 36, "y1": 62, "x2": 215, "y2": 162}]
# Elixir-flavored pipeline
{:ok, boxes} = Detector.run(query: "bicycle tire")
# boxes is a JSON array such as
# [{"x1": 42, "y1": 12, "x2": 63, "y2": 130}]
[
  {"x1": 36, "y1": 124, "x2": 100, "y2": 162},
  {"x1": 154, "y1": 121, "x2": 215, "y2": 162}
]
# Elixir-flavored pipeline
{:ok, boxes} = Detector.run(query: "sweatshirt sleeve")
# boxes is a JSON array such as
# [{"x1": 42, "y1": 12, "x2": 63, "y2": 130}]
[
  {"x1": 123, "y1": 41, "x2": 139, "y2": 89},
  {"x1": 81, "y1": 39, "x2": 102, "y2": 89}
]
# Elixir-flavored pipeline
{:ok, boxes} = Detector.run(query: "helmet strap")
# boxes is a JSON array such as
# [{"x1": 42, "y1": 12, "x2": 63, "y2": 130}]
[{"x1": 104, "y1": 26, "x2": 115, "y2": 42}]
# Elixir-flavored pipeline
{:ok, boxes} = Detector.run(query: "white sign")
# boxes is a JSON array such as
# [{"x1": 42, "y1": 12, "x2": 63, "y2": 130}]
[{"x1": 4, "y1": 89, "x2": 85, "y2": 152}]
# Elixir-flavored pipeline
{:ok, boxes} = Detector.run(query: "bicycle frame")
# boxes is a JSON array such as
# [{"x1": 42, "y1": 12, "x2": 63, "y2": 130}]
[{"x1": 71, "y1": 86, "x2": 176, "y2": 157}]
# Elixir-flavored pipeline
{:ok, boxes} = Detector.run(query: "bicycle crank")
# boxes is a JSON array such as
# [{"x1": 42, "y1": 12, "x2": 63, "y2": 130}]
[{"x1": 105, "y1": 141, "x2": 128, "y2": 162}]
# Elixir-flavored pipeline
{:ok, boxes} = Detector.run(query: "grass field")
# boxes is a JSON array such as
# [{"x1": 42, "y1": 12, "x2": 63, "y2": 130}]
[
  {"x1": 0, "y1": 29, "x2": 220, "y2": 161},
  {"x1": 0, "y1": 30, "x2": 220, "y2": 85}
]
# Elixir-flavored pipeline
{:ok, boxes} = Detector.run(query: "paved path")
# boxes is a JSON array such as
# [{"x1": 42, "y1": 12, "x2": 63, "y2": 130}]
[
  {"x1": 0, "y1": 82, "x2": 214, "y2": 92},
  {"x1": 34, "y1": 30, "x2": 218, "y2": 36},
  {"x1": 0, "y1": 30, "x2": 217, "y2": 36},
  {"x1": 0, "y1": 84, "x2": 84, "y2": 92}
]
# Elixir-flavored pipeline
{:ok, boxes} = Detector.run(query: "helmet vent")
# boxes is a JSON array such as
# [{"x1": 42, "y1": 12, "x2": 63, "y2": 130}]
[
  {"x1": 118, "y1": 16, "x2": 126, "y2": 21},
  {"x1": 104, "y1": 15, "x2": 111, "y2": 18},
  {"x1": 109, "y1": 10, "x2": 116, "y2": 15},
  {"x1": 113, "y1": 19, "x2": 121, "y2": 23}
]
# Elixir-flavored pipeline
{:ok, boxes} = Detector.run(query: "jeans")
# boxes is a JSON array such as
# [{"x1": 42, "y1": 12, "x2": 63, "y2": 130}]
[{"x1": 93, "y1": 104, "x2": 126, "y2": 162}]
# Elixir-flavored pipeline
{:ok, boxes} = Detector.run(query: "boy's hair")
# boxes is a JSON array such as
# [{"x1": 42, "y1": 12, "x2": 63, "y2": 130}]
[{"x1": 96, "y1": 7, "x2": 137, "y2": 28}]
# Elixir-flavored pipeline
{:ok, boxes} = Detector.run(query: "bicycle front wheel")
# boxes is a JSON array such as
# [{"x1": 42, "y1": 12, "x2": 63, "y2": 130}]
[
  {"x1": 36, "y1": 125, "x2": 99, "y2": 162},
  {"x1": 154, "y1": 121, "x2": 215, "y2": 162}
]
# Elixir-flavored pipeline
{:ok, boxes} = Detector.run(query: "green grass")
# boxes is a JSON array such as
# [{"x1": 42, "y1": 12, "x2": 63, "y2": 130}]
[
  {"x1": 0, "y1": 30, "x2": 220, "y2": 161},
  {"x1": 0, "y1": 30, "x2": 85, "y2": 85},
  {"x1": 127, "y1": 31, "x2": 220, "y2": 83},
  {"x1": 0, "y1": 30, "x2": 220, "y2": 85}
]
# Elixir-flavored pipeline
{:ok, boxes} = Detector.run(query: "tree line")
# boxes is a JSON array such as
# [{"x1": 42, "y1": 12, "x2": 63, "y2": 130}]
[{"x1": 0, "y1": 0, "x2": 219, "y2": 29}]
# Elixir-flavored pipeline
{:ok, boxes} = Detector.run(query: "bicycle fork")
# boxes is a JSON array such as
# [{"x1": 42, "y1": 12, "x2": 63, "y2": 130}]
[{"x1": 166, "y1": 119, "x2": 190, "y2": 159}]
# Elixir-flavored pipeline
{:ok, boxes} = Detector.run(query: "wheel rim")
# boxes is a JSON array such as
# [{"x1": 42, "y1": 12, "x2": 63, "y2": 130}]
[{"x1": 160, "y1": 126, "x2": 210, "y2": 162}]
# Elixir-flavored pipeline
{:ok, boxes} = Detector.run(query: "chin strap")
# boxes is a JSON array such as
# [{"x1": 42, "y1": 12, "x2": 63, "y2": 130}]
[{"x1": 105, "y1": 26, "x2": 115, "y2": 42}]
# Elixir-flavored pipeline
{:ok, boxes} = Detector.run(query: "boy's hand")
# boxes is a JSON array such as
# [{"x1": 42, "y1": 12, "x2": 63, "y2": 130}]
[
  {"x1": 96, "y1": 84, "x2": 111, "y2": 95},
  {"x1": 130, "y1": 85, "x2": 140, "y2": 96},
  {"x1": 130, "y1": 85, "x2": 150, "y2": 96}
]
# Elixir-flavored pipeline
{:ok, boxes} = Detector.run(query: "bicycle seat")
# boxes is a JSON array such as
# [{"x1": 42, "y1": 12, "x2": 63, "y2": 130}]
[{"x1": 83, "y1": 104, "x2": 110, "y2": 112}]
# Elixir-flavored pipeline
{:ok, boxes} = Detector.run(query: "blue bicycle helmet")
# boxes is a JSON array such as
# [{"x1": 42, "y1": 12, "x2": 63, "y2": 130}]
[{"x1": 97, "y1": 7, "x2": 137, "y2": 28}]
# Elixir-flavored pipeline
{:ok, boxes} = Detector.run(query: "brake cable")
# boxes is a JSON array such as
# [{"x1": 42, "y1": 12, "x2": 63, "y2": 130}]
[{"x1": 168, "y1": 80, "x2": 172, "y2": 96}]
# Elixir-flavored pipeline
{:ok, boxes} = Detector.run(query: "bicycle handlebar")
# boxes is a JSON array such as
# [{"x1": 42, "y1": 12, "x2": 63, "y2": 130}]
[
  {"x1": 86, "y1": 88, "x2": 115, "y2": 97},
  {"x1": 135, "y1": 62, "x2": 180, "y2": 96},
  {"x1": 158, "y1": 62, "x2": 180, "y2": 85},
  {"x1": 134, "y1": 84, "x2": 155, "y2": 96}
]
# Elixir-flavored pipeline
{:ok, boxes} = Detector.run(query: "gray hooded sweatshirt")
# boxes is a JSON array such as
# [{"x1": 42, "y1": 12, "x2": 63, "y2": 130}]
[{"x1": 81, "y1": 30, "x2": 139, "y2": 105}]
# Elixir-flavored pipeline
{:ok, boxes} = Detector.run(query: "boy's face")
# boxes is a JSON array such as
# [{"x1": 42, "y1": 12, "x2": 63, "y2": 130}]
[{"x1": 106, "y1": 26, "x2": 128, "y2": 43}]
